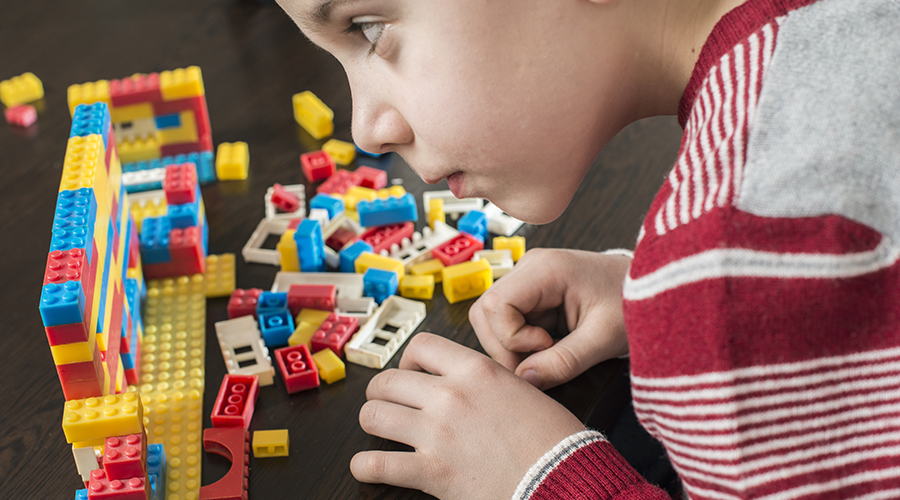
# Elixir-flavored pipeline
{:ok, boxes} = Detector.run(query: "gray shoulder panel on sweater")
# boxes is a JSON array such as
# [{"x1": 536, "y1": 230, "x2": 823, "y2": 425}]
[{"x1": 738, "y1": 0, "x2": 900, "y2": 241}]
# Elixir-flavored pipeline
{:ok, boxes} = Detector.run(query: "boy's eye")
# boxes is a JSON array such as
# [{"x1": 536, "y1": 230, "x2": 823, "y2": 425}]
[{"x1": 346, "y1": 17, "x2": 385, "y2": 52}]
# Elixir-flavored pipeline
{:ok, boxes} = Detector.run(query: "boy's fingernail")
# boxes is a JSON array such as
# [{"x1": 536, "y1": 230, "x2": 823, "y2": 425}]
[{"x1": 522, "y1": 369, "x2": 543, "y2": 390}]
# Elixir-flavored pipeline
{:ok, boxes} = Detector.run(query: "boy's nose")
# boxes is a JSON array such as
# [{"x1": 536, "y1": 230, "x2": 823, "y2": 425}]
[{"x1": 351, "y1": 93, "x2": 414, "y2": 156}]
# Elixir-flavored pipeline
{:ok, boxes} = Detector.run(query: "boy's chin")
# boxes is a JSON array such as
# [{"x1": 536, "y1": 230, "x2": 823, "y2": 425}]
[{"x1": 489, "y1": 197, "x2": 567, "y2": 226}]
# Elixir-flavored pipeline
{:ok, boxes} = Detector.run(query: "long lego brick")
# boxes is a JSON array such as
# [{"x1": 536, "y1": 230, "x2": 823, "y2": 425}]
[
  {"x1": 109, "y1": 73, "x2": 162, "y2": 107},
  {"x1": 432, "y1": 233, "x2": 484, "y2": 266},
  {"x1": 60, "y1": 134, "x2": 109, "y2": 198},
  {"x1": 357, "y1": 193, "x2": 418, "y2": 228},
  {"x1": 61, "y1": 391, "x2": 143, "y2": 443},
  {"x1": 51, "y1": 188, "x2": 98, "y2": 262},
  {"x1": 198, "y1": 427, "x2": 250, "y2": 500},
  {"x1": 71, "y1": 102, "x2": 112, "y2": 149},
  {"x1": 287, "y1": 284, "x2": 336, "y2": 316},
  {"x1": 211, "y1": 374, "x2": 260, "y2": 429},
  {"x1": 359, "y1": 222, "x2": 414, "y2": 254},
  {"x1": 87, "y1": 469, "x2": 150, "y2": 500}
]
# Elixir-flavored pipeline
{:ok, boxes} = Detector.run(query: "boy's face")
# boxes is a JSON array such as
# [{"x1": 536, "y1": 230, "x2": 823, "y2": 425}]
[{"x1": 279, "y1": 0, "x2": 633, "y2": 224}]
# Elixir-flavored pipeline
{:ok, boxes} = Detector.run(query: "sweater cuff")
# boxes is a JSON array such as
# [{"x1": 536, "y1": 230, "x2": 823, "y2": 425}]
[
  {"x1": 511, "y1": 430, "x2": 657, "y2": 500},
  {"x1": 601, "y1": 249, "x2": 635, "y2": 259}
]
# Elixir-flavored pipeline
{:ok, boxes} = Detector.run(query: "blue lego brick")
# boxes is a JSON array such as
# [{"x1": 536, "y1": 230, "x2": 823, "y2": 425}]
[
  {"x1": 259, "y1": 310, "x2": 295, "y2": 347},
  {"x1": 121, "y1": 218, "x2": 134, "y2": 277},
  {"x1": 40, "y1": 281, "x2": 86, "y2": 327},
  {"x1": 167, "y1": 184, "x2": 201, "y2": 229},
  {"x1": 71, "y1": 102, "x2": 111, "y2": 148},
  {"x1": 51, "y1": 188, "x2": 98, "y2": 262},
  {"x1": 140, "y1": 217, "x2": 171, "y2": 264},
  {"x1": 125, "y1": 278, "x2": 142, "y2": 327},
  {"x1": 458, "y1": 210, "x2": 488, "y2": 242},
  {"x1": 356, "y1": 144, "x2": 384, "y2": 158},
  {"x1": 147, "y1": 443, "x2": 166, "y2": 500},
  {"x1": 121, "y1": 350, "x2": 136, "y2": 370},
  {"x1": 339, "y1": 240, "x2": 373, "y2": 273},
  {"x1": 149, "y1": 476, "x2": 158, "y2": 500},
  {"x1": 155, "y1": 113, "x2": 181, "y2": 129},
  {"x1": 357, "y1": 193, "x2": 418, "y2": 227},
  {"x1": 201, "y1": 212, "x2": 209, "y2": 256},
  {"x1": 257, "y1": 292, "x2": 288, "y2": 315},
  {"x1": 294, "y1": 219, "x2": 326, "y2": 272},
  {"x1": 75, "y1": 489, "x2": 88, "y2": 500},
  {"x1": 122, "y1": 158, "x2": 163, "y2": 173},
  {"x1": 310, "y1": 194, "x2": 345, "y2": 220},
  {"x1": 163, "y1": 151, "x2": 216, "y2": 185},
  {"x1": 363, "y1": 268, "x2": 399, "y2": 305}
]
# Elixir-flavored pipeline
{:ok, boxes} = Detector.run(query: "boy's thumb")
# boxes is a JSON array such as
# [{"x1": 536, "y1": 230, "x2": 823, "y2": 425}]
[{"x1": 515, "y1": 342, "x2": 588, "y2": 391}]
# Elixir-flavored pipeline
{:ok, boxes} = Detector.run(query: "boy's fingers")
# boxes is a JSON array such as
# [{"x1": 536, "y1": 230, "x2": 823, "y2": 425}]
[
  {"x1": 478, "y1": 285, "x2": 558, "y2": 353},
  {"x1": 351, "y1": 450, "x2": 425, "y2": 490},
  {"x1": 366, "y1": 368, "x2": 440, "y2": 409},
  {"x1": 469, "y1": 304, "x2": 524, "y2": 371},
  {"x1": 514, "y1": 324, "x2": 626, "y2": 390},
  {"x1": 399, "y1": 332, "x2": 477, "y2": 375},
  {"x1": 358, "y1": 400, "x2": 424, "y2": 446}
]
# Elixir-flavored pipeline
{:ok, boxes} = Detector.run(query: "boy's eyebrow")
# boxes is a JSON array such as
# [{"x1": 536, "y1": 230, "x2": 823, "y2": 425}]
[{"x1": 302, "y1": 0, "x2": 357, "y2": 31}]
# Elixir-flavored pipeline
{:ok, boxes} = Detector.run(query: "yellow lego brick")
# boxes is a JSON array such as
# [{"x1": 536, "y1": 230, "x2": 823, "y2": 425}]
[
  {"x1": 312, "y1": 348, "x2": 345, "y2": 384},
  {"x1": 130, "y1": 196, "x2": 167, "y2": 233},
  {"x1": 292, "y1": 91, "x2": 333, "y2": 140},
  {"x1": 287, "y1": 322, "x2": 318, "y2": 348},
  {"x1": 410, "y1": 258, "x2": 444, "y2": 283},
  {"x1": 67, "y1": 80, "x2": 110, "y2": 116},
  {"x1": 345, "y1": 208, "x2": 359, "y2": 222},
  {"x1": 72, "y1": 438, "x2": 106, "y2": 449},
  {"x1": 343, "y1": 186, "x2": 377, "y2": 211},
  {"x1": 114, "y1": 360, "x2": 126, "y2": 393},
  {"x1": 399, "y1": 274, "x2": 435, "y2": 300},
  {"x1": 0, "y1": 72, "x2": 43, "y2": 107},
  {"x1": 276, "y1": 230, "x2": 299, "y2": 272},
  {"x1": 252, "y1": 429, "x2": 289, "y2": 458},
  {"x1": 204, "y1": 254, "x2": 236, "y2": 298},
  {"x1": 117, "y1": 134, "x2": 161, "y2": 163},
  {"x1": 493, "y1": 236, "x2": 526, "y2": 262},
  {"x1": 428, "y1": 198, "x2": 445, "y2": 229},
  {"x1": 441, "y1": 258, "x2": 493, "y2": 304},
  {"x1": 61, "y1": 391, "x2": 143, "y2": 444},
  {"x1": 354, "y1": 252, "x2": 405, "y2": 279},
  {"x1": 109, "y1": 102, "x2": 154, "y2": 123},
  {"x1": 215, "y1": 141, "x2": 249, "y2": 181},
  {"x1": 296, "y1": 308, "x2": 332, "y2": 326},
  {"x1": 50, "y1": 333, "x2": 95, "y2": 365},
  {"x1": 60, "y1": 135, "x2": 105, "y2": 192},
  {"x1": 158, "y1": 110, "x2": 199, "y2": 145},
  {"x1": 322, "y1": 139, "x2": 356, "y2": 165},
  {"x1": 159, "y1": 66, "x2": 205, "y2": 100},
  {"x1": 377, "y1": 185, "x2": 406, "y2": 199}
]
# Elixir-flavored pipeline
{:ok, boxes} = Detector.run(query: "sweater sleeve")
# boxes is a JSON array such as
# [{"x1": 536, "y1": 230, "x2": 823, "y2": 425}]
[{"x1": 511, "y1": 431, "x2": 670, "y2": 500}]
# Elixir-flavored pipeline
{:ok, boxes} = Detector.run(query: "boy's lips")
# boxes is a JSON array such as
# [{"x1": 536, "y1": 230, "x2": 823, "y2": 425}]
[{"x1": 447, "y1": 171, "x2": 465, "y2": 198}]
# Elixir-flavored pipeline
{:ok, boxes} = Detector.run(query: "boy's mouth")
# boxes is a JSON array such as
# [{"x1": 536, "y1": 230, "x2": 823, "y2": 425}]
[{"x1": 447, "y1": 171, "x2": 465, "y2": 198}]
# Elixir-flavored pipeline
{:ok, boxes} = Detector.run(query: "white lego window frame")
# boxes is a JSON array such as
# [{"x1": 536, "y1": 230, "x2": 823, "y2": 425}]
[
  {"x1": 215, "y1": 316, "x2": 276, "y2": 386},
  {"x1": 242, "y1": 218, "x2": 291, "y2": 266},
  {"x1": 264, "y1": 184, "x2": 307, "y2": 221},
  {"x1": 423, "y1": 190, "x2": 484, "y2": 220},
  {"x1": 122, "y1": 167, "x2": 166, "y2": 189},
  {"x1": 345, "y1": 296, "x2": 426, "y2": 369},
  {"x1": 386, "y1": 220, "x2": 459, "y2": 271},
  {"x1": 473, "y1": 249, "x2": 514, "y2": 279}
]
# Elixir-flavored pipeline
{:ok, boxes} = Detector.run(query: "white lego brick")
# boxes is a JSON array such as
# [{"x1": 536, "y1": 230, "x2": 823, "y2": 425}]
[
  {"x1": 474, "y1": 249, "x2": 514, "y2": 279},
  {"x1": 122, "y1": 167, "x2": 166, "y2": 188},
  {"x1": 482, "y1": 202, "x2": 525, "y2": 237},
  {"x1": 127, "y1": 188, "x2": 166, "y2": 206},
  {"x1": 271, "y1": 271, "x2": 364, "y2": 298},
  {"x1": 324, "y1": 245, "x2": 340, "y2": 270},
  {"x1": 215, "y1": 316, "x2": 276, "y2": 386},
  {"x1": 265, "y1": 184, "x2": 307, "y2": 221},
  {"x1": 72, "y1": 444, "x2": 101, "y2": 483},
  {"x1": 242, "y1": 218, "x2": 290, "y2": 266},
  {"x1": 309, "y1": 208, "x2": 329, "y2": 227},
  {"x1": 423, "y1": 190, "x2": 484, "y2": 219},
  {"x1": 335, "y1": 296, "x2": 377, "y2": 321},
  {"x1": 388, "y1": 220, "x2": 459, "y2": 271},
  {"x1": 345, "y1": 296, "x2": 426, "y2": 369}
]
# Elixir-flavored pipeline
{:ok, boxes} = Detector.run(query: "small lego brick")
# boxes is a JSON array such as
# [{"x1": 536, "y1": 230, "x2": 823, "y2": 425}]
[
  {"x1": 287, "y1": 321, "x2": 319, "y2": 348},
  {"x1": 345, "y1": 296, "x2": 426, "y2": 369},
  {"x1": 159, "y1": 66, "x2": 205, "y2": 100},
  {"x1": 312, "y1": 348, "x2": 345, "y2": 384},
  {"x1": 296, "y1": 308, "x2": 333, "y2": 326},
  {"x1": 294, "y1": 219, "x2": 326, "y2": 272},
  {"x1": 301, "y1": 150, "x2": 337, "y2": 183},
  {"x1": 474, "y1": 249, "x2": 514, "y2": 279},
  {"x1": 110, "y1": 73, "x2": 162, "y2": 107},
  {"x1": 61, "y1": 391, "x2": 143, "y2": 444},
  {"x1": 198, "y1": 427, "x2": 250, "y2": 500},
  {"x1": 166, "y1": 190, "x2": 201, "y2": 228},
  {"x1": 40, "y1": 281, "x2": 86, "y2": 327},
  {"x1": 257, "y1": 291, "x2": 289, "y2": 315},
  {"x1": 293, "y1": 91, "x2": 334, "y2": 139},
  {"x1": 270, "y1": 183, "x2": 301, "y2": 213},
  {"x1": 376, "y1": 185, "x2": 406, "y2": 199},
  {"x1": 359, "y1": 222, "x2": 414, "y2": 254},
  {"x1": 334, "y1": 296, "x2": 377, "y2": 321},
  {"x1": 0, "y1": 72, "x2": 43, "y2": 107},
  {"x1": 458, "y1": 210, "x2": 488, "y2": 242},
  {"x1": 274, "y1": 344, "x2": 319, "y2": 393},
  {"x1": 277, "y1": 229, "x2": 300, "y2": 272},
  {"x1": 493, "y1": 236, "x2": 526, "y2": 262},
  {"x1": 163, "y1": 163, "x2": 197, "y2": 205},
  {"x1": 215, "y1": 141, "x2": 250, "y2": 181},
  {"x1": 354, "y1": 252, "x2": 405, "y2": 279},
  {"x1": 442, "y1": 258, "x2": 493, "y2": 304},
  {"x1": 340, "y1": 240, "x2": 374, "y2": 273},
  {"x1": 410, "y1": 258, "x2": 445, "y2": 283},
  {"x1": 59, "y1": 135, "x2": 104, "y2": 192},
  {"x1": 211, "y1": 374, "x2": 260, "y2": 429},
  {"x1": 46, "y1": 322, "x2": 90, "y2": 346},
  {"x1": 103, "y1": 434, "x2": 145, "y2": 481},
  {"x1": 310, "y1": 313, "x2": 360, "y2": 357},
  {"x1": 433, "y1": 233, "x2": 484, "y2": 266},
  {"x1": 326, "y1": 226, "x2": 357, "y2": 251},
  {"x1": 145, "y1": 443, "x2": 166, "y2": 500},
  {"x1": 287, "y1": 284, "x2": 336, "y2": 316},
  {"x1": 87, "y1": 469, "x2": 149, "y2": 500},
  {"x1": 4, "y1": 104, "x2": 36, "y2": 127},
  {"x1": 343, "y1": 185, "x2": 377, "y2": 211},
  {"x1": 252, "y1": 429, "x2": 290, "y2": 458},
  {"x1": 317, "y1": 169, "x2": 363, "y2": 196},
  {"x1": 265, "y1": 183, "x2": 307, "y2": 221},
  {"x1": 322, "y1": 139, "x2": 356, "y2": 165},
  {"x1": 68, "y1": 80, "x2": 110, "y2": 116},
  {"x1": 399, "y1": 274, "x2": 435, "y2": 300},
  {"x1": 118, "y1": 135, "x2": 161, "y2": 164},
  {"x1": 310, "y1": 193, "x2": 345, "y2": 220},
  {"x1": 363, "y1": 268, "x2": 399, "y2": 305},
  {"x1": 44, "y1": 248, "x2": 89, "y2": 287},
  {"x1": 70, "y1": 103, "x2": 111, "y2": 144},
  {"x1": 73, "y1": 443, "x2": 101, "y2": 483},
  {"x1": 163, "y1": 151, "x2": 216, "y2": 185},
  {"x1": 358, "y1": 193, "x2": 418, "y2": 228},
  {"x1": 259, "y1": 310, "x2": 295, "y2": 347},
  {"x1": 204, "y1": 253, "x2": 236, "y2": 298},
  {"x1": 428, "y1": 198, "x2": 446, "y2": 228},
  {"x1": 354, "y1": 165, "x2": 388, "y2": 190},
  {"x1": 76, "y1": 488, "x2": 89, "y2": 500}
]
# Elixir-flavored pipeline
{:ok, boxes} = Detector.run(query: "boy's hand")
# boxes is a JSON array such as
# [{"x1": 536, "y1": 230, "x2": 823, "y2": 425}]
[
  {"x1": 351, "y1": 333, "x2": 586, "y2": 500},
  {"x1": 469, "y1": 248, "x2": 630, "y2": 390}
]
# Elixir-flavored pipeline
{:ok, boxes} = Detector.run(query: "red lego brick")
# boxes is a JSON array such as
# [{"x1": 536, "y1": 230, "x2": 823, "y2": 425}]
[
  {"x1": 109, "y1": 73, "x2": 162, "y2": 107},
  {"x1": 271, "y1": 184, "x2": 300, "y2": 213},
  {"x1": 286, "y1": 218, "x2": 304, "y2": 230},
  {"x1": 199, "y1": 427, "x2": 250, "y2": 500},
  {"x1": 151, "y1": 95, "x2": 202, "y2": 116},
  {"x1": 160, "y1": 134, "x2": 213, "y2": 157},
  {"x1": 46, "y1": 322, "x2": 89, "y2": 346},
  {"x1": 169, "y1": 226, "x2": 204, "y2": 266},
  {"x1": 164, "y1": 163, "x2": 198, "y2": 205},
  {"x1": 4, "y1": 104, "x2": 36, "y2": 127},
  {"x1": 141, "y1": 257, "x2": 205, "y2": 281},
  {"x1": 358, "y1": 222, "x2": 414, "y2": 254},
  {"x1": 124, "y1": 368, "x2": 138, "y2": 387},
  {"x1": 227, "y1": 289, "x2": 262, "y2": 319},
  {"x1": 61, "y1": 378, "x2": 104, "y2": 401},
  {"x1": 354, "y1": 165, "x2": 388, "y2": 190},
  {"x1": 274, "y1": 344, "x2": 319, "y2": 394},
  {"x1": 211, "y1": 374, "x2": 259, "y2": 430},
  {"x1": 316, "y1": 169, "x2": 363, "y2": 196},
  {"x1": 287, "y1": 284, "x2": 336, "y2": 317},
  {"x1": 309, "y1": 314, "x2": 359, "y2": 358},
  {"x1": 87, "y1": 469, "x2": 150, "y2": 500},
  {"x1": 301, "y1": 151, "x2": 336, "y2": 183},
  {"x1": 103, "y1": 434, "x2": 145, "y2": 481},
  {"x1": 103, "y1": 284, "x2": 125, "y2": 395},
  {"x1": 56, "y1": 350, "x2": 103, "y2": 383},
  {"x1": 44, "y1": 248, "x2": 91, "y2": 286},
  {"x1": 432, "y1": 233, "x2": 484, "y2": 266},
  {"x1": 325, "y1": 227, "x2": 358, "y2": 251}
]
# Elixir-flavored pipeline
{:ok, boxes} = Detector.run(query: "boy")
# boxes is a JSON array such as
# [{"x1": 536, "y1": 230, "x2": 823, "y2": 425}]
[{"x1": 278, "y1": 0, "x2": 900, "y2": 498}]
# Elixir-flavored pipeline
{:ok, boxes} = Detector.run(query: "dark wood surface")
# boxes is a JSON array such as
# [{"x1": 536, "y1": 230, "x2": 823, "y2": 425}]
[{"x1": 0, "y1": 1, "x2": 682, "y2": 498}]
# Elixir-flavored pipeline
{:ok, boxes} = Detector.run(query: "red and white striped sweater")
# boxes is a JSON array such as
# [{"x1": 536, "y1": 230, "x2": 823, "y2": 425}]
[{"x1": 515, "y1": 0, "x2": 900, "y2": 498}]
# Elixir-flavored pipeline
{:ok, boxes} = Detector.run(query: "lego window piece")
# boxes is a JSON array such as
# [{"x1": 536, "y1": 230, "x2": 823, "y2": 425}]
[
  {"x1": 422, "y1": 190, "x2": 484, "y2": 220},
  {"x1": 264, "y1": 183, "x2": 306, "y2": 221},
  {"x1": 242, "y1": 218, "x2": 290, "y2": 266},
  {"x1": 388, "y1": 220, "x2": 459, "y2": 272},
  {"x1": 211, "y1": 374, "x2": 260, "y2": 429},
  {"x1": 334, "y1": 296, "x2": 377, "y2": 322},
  {"x1": 474, "y1": 249, "x2": 514, "y2": 279},
  {"x1": 216, "y1": 316, "x2": 276, "y2": 386},
  {"x1": 252, "y1": 429, "x2": 290, "y2": 458},
  {"x1": 345, "y1": 296, "x2": 426, "y2": 369},
  {"x1": 274, "y1": 344, "x2": 319, "y2": 393},
  {"x1": 482, "y1": 202, "x2": 525, "y2": 237}
]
